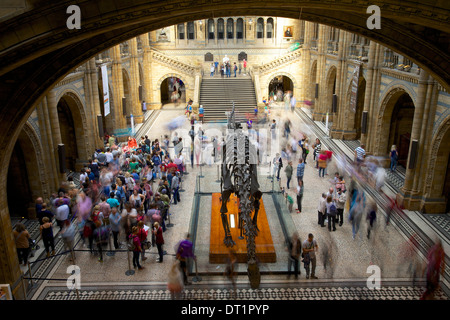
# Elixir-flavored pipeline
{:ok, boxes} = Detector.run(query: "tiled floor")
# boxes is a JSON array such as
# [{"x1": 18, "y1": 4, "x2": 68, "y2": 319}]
[{"x1": 22, "y1": 103, "x2": 449, "y2": 300}]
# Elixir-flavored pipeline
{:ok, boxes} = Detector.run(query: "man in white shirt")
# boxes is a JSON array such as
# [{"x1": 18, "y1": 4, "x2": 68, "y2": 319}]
[
  {"x1": 302, "y1": 233, "x2": 319, "y2": 279},
  {"x1": 335, "y1": 188, "x2": 347, "y2": 227},
  {"x1": 56, "y1": 203, "x2": 70, "y2": 232},
  {"x1": 105, "y1": 147, "x2": 114, "y2": 164}
]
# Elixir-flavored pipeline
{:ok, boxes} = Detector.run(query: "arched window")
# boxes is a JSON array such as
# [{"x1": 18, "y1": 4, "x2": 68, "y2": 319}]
[
  {"x1": 227, "y1": 18, "x2": 234, "y2": 39},
  {"x1": 217, "y1": 18, "x2": 224, "y2": 40},
  {"x1": 208, "y1": 19, "x2": 215, "y2": 40},
  {"x1": 177, "y1": 23, "x2": 185, "y2": 40},
  {"x1": 266, "y1": 18, "x2": 274, "y2": 38},
  {"x1": 236, "y1": 18, "x2": 244, "y2": 39},
  {"x1": 257, "y1": 18, "x2": 264, "y2": 39},
  {"x1": 187, "y1": 22, "x2": 195, "y2": 40}
]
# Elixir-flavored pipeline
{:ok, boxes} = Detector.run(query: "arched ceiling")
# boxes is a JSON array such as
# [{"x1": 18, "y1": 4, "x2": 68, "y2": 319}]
[{"x1": 0, "y1": 0, "x2": 448, "y2": 162}]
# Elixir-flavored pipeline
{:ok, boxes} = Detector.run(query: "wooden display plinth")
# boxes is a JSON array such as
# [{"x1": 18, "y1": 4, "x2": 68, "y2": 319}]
[{"x1": 209, "y1": 193, "x2": 276, "y2": 264}]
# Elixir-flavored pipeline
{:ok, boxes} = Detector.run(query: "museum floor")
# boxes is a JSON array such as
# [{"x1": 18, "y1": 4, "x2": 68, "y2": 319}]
[{"x1": 16, "y1": 103, "x2": 450, "y2": 300}]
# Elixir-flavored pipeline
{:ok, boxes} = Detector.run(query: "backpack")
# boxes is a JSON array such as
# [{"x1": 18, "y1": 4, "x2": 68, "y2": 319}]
[
  {"x1": 127, "y1": 235, "x2": 137, "y2": 251},
  {"x1": 152, "y1": 155, "x2": 161, "y2": 166},
  {"x1": 329, "y1": 203, "x2": 337, "y2": 216}
]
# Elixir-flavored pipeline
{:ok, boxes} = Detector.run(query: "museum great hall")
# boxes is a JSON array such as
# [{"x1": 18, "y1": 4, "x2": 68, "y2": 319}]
[{"x1": 0, "y1": 0, "x2": 449, "y2": 301}]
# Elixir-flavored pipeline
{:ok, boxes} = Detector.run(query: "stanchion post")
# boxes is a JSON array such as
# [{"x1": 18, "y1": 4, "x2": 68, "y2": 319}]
[
  {"x1": 106, "y1": 230, "x2": 115, "y2": 256},
  {"x1": 216, "y1": 164, "x2": 220, "y2": 183},
  {"x1": 192, "y1": 258, "x2": 202, "y2": 283},
  {"x1": 125, "y1": 249, "x2": 135, "y2": 276},
  {"x1": 26, "y1": 261, "x2": 37, "y2": 290}
]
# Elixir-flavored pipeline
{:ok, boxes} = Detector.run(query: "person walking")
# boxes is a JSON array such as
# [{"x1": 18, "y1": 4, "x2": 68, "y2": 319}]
[
  {"x1": 296, "y1": 158, "x2": 305, "y2": 185},
  {"x1": 13, "y1": 223, "x2": 31, "y2": 266},
  {"x1": 389, "y1": 145, "x2": 398, "y2": 172},
  {"x1": 109, "y1": 207, "x2": 121, "y2": 249},
  {"x1": 421, "y1": 239, "x2": 446, "y2": 300},
  {"x1": 176, "y1": 233, "x2": 196, "y2": 285},
  {"x1": 171, "y1": 171, "x2": 181, "y2": 205},
  {"x1": 296, "y1": 180, "x2": 304, "y2": 214},
  {"x1": 366, "y1": 200, "x2": 377, "y2": 239},
  {"x1": 302, "y1": 233, "x2": 319, "y2": 279},
  {"x1": 153, "y1": 222, "x2": 164, "y2": 263},
  {"x1": 167, "y1": 260, "x2": 184, "y2": 300},
  {"x1": 287, "y1": 232, "x2": 302, "y2": 279},
  {"x1": 284, "y1": 161, "x2": 293, "y2": 189},
  {"x1": 39, "y1": 217, "x2": 55, "y2": 257},
  {"x1": 335, "y1": 188, "x2": 346, "y2": 227},
  {"x1": 318, "y1": 151, "x2": 327, "y2": 178},
  {"x1": 137, "y1": 221, "x2": 148, "y2": 262},
  {"x1": 354, "y1": 144, "x2": 366, "y2": 172},
  {"x1": 318, "y1": 193, "x2": 327, "y2": 227},
  {"x1": 210, "y1": 63, "x2": 215, "y2": 77},
  {"x1": 326, "y1": 195, "x2": 337, "y2": 232},
  {"x1": 198, "y1": 105, "x2": 204, "y2": 124},
  {"x1": 129, "y1": 226, "x2": 144, "y2": 270},
  {"x1": 313, "y1": 138, "x2": 321, "y2": 168}
]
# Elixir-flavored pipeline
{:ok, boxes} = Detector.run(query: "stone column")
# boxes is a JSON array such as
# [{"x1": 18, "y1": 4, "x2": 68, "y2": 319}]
[
  {"x1": 111, "y1": 45, "x2": 126, "y2": 129},
  {"x1": 141, "y1": 34, "x2": 154, "y2": 110},
  {"x1": 47, "y1": 89, "x2": 66, "y2": 184},
  {"x1": 87, "y1": 58, "x2": 103, "y2": 149},
  {"x1": 83, "y1": 61, "x2": 98, "y2": 151},
  {"x1": 214, "y1": 19, "x2": 218, "y2": 45},
  {"x1": 330, "y1": 30, "x2": 350, "y2": 138},
  {"x1": 234, "y1": 19, "x2": 237, "y2": 45},
  {"x1": 36, "y1": 99, "x2": 59, "y2": 193},
  {"x1": 359, "y1": 41, "x2": 378, "y2": 147},
  {"x1": 129, "y1": 37, "x2": 143, "y2": 124},
  {"x1": 397, "y1": 69, "x2": 430, "y2": 210},
  {"x1": 299, "y1": 21, "x2": 312, "y2": 103},
  {"x1": 312, "y1": 24, "x2": 328, "y2": 121},
  {"x1": 366, "y1": 44, "x2": 383, "y2": 152}
]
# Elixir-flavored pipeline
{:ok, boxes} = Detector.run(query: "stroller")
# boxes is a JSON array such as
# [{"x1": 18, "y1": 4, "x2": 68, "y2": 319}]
[{"x1": 28, "y1": 238, "x2": 40, "y2": 258}]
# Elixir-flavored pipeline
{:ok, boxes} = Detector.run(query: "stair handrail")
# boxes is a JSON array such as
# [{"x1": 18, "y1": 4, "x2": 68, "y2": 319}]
[
  {"x1": 150, "y1": 48, "x2": 201, "y2": 75},
  {"x1": 254, "y1": 49, "x2": 302, "y2": 74}
]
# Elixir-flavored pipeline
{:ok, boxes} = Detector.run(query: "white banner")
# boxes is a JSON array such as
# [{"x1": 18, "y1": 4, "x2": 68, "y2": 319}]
[
  {"x1": 101, "y1": 65, "x2": 110, "y2": 116},
  {"x1": 350, "y1": 64, "x2": 360, "y2": 113}
]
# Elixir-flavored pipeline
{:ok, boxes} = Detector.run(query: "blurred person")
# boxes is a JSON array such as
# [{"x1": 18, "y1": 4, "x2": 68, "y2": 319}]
[
  {"x1": 335, "y1": 188, "x2": 346, "y2": 227},
  {"x1": 318, "y1": 151, "x2": 327, "y2": 178},
  {"x1": 225, "y1": 250, "x2": 238, "y2": 295},
  {"x1": 153, "y1": 222, "x2": 165, "y2": 263},
  {"x1": 389, "y1": 145, "x2": 398, "y2": 172},
  {"x1": 61, "y1": 220, "x2": 76, "y2": 260},
  {"x1": 349, "y1": 189, "x2": 365, "y2": 240},
  {"x1": 296, "y1": 158, "x2": 305, "y2": 185},
  {"x1": 55, "y1": 198, "x2": 70, "y2": 232},
  {"x1": 122, "y1": 202, "x2": 138, "y2": 233},
  {"x1": 296, "y1": 180, "x2": 304, "y2": 214},
  {"x1": 302, "y1": 233, "x2": 319, "y2": 279},
  {"x1": 366, "y1": 200, "x2": 377, "y2": 239},
  {"x1": 109, "y1": 207, "x2": 121, "y2": 249},
  {"x1": 287, "y1": 232, "x2": 302, "y2": 279},
  {"x1": 176, "y1": 233, "x2": 196, "y2": 285},
  {"x1": 39, "y1": 217, "x2": 55, "y2": 257},
  {"x1": 325, "y1": 195, "x2": 337, "y2": 231},
  {"x1": 313, "y1": 138, "x2": 321, "y2": 168},
  {"x1": 171, "y1": 171, "x2": 181, "y2": 205},
  {"x1": 302, "y1": 138, "x2": 310, "y2": 164},
  {"x1": 284, "y1": 161, "x2": 293, "y2": 189},
  {"x1": 318, "y1": 193, "x2": 327, "y2": 227},
  {"x1": 129, "y1": 226, "x2": 144, "y2": 270},
  {"x1": 421, "y1": 239, "x2": 446, "y2": 300},
  {"x1": 137, "y1": 220, "x2": 149, "y2": 262},
  {"x1": 37, "y1": 203, "x2": 53, "y2": 225},
  {"x1": 167, "y1": 260, "x2": 184, "y2": 300},
  {"x1": 397, "y1": 235, "x2": 422, "y2": 286},
  {"x1": 354, "y1": 144, "x2": 366, "y2": 172}
]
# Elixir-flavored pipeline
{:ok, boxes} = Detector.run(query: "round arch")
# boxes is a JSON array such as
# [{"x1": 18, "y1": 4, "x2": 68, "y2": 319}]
[
  {"x1": 309, "y1": 60, "x2": 318, "y2": 101},
  {"x1": 266, "y1": 73, "x2": 297, "y2": 101},
  {"x1": 325, "y1": 66, "x2": 337, "y2": 114},
  {"x1": 423, "y1": 117, "x2": 450, "y2": 213},
  {"x1": 56, "y1": 90, "x2": 90, "y2": 169},
  {"x1": 374, "y1": 86, "x2": 415, "y2": 157}
]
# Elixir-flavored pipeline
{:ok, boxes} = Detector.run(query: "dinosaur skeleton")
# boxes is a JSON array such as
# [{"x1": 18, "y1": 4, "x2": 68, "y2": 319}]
[{"x1": 219, "y1": 103, "x2": 262, "y2": 288}]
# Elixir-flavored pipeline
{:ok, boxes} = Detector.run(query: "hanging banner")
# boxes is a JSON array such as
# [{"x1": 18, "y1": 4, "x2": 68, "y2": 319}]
[
  {"x1": 101, "y1": 65, "x2": 110, "y2": 116},
  {"x1": 349, "y1": 64, "x2": 361, "y2": 113}
]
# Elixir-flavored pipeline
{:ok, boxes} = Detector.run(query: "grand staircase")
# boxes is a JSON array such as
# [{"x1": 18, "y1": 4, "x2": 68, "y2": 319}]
[{"x1": 199, "y1": 77, "x2": 257, "y2": 123}]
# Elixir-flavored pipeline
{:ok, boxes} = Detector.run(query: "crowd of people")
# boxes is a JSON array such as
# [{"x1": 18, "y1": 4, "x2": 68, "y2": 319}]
[{"x1": 12, "y1": 98, "x2": 446, "y2": 300}]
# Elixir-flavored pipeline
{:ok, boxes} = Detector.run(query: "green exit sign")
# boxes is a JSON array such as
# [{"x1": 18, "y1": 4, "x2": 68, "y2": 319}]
[{"x1": 288, "y1": 42, "x2": 301, "y2": 52}]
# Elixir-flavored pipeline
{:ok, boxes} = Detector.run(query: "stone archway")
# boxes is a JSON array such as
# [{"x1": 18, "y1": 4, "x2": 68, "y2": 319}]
[
  {"x1": 374, "y1": 86, "x2": 416, "y2": 157},
  {"x1": 7, "y1": 122, "x2": 48, "y2": 219},
  {"x1": 56, "y1": 90, "x2": 90, "y2": 171},
  {"x1": 423, "y1": 118, "x2": 450, "y2": 213},
  {"x1": 156, "y1": 73, "x2": 189, "y2": 106},
  {"x1": 266, "y1": 72, "x2": 297, "y2": 102},
  {"x1": 325, "y1": 66, "x2": 337, "y2": 117}
]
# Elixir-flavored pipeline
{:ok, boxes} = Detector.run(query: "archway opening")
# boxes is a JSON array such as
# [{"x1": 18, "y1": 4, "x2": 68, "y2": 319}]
[
  {"x1": 268, "y1": 75, "x2": 294, "y2": 102},
  {"x1": 57, "y1": 96, "x2": 80, "y2": 172},
  {"x1": 7, "y1": 128, "x2": 41, "y2": 219},
  {"x1": 354, "y1": 76, "x2": 366, "y2": 140},
  {"x1": 387, "y1": 92, "x2": 414, "y2": 168},
  {"x1": 160, "y1": 77, "x2": 186, "y2": 106}
]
